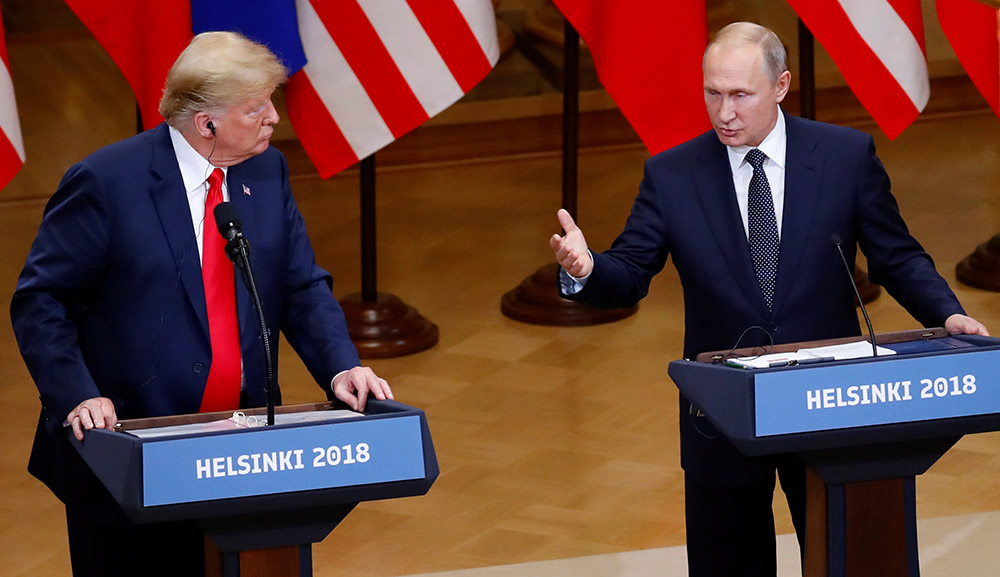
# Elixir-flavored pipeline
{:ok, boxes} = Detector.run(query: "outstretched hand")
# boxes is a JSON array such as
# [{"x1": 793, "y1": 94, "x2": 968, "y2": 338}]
[{"x1": 550, "y1": 209, "x2": 593, "y2": 278}]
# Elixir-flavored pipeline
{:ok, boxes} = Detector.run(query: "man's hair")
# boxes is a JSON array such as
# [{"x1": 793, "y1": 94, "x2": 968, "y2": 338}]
[
  {"x1": 705, "y1": 22, "x2": 788, "y2": 84},
  {"x1": 159, "y1": 31, "x2": 288, "y2": 128}
]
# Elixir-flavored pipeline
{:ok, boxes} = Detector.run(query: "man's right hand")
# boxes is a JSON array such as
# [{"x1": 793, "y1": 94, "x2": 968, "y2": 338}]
[
  {"x1": 550, "y1": 209, "x2": 593, "y2": 278},
  {"x1": 66, "y1": 397, "x2": 118, "y2": 441}
]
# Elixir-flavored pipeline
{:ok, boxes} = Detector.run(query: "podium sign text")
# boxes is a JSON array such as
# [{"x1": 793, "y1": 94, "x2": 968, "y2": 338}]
[
  {"x1": 142, "y1": 415, "x2": 425, "y2": 506},
  {"x1": 754, "y1": 349, "x2": 1000, "y2": 436}
]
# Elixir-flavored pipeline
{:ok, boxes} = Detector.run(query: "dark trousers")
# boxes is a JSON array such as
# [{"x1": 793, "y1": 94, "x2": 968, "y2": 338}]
[
  {"x1": 66, "y1": 505, "x2": 205, "y2": 577},
  {"x1": 684, "y1": 456, "x2": 807, "y2": 577}
]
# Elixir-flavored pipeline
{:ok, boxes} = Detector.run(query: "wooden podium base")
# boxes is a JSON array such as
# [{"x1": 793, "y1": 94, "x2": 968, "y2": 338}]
[
  {"x1": 956, "y1": 233, "x2": 1000, "y2": 291},
  {"x1": 804, "y1": 470, "x2": 914, "y2": 577},
  {"x1": 202, "y1": 503, "x2": 356, "y2": 577},
  {"x1": 206, "y1": 540, "x2": 308, "y2": 577},
  {"x1": 501, "y1": 263, "x2": 637, "y2": 326},
  {"x1": 340, "y1": 292, "x2": 439, "y2": 358}
]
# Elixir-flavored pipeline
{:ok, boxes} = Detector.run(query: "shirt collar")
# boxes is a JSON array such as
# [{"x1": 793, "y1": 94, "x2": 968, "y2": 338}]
[
  {"x1": 726, "y1": 106, "x2": 787, "y2": 173},
  {"x1": 168, "y1": 125, "x2": 227, "y2": 193}
]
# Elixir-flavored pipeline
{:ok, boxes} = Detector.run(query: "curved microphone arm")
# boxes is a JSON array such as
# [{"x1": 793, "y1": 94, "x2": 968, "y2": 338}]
[
  {"x1": 233, "y1": 242, "x2": 276, "y2": 426},
  {"x1": 831, "y1": 234, "x2": 878, "y2": 358},
  {"x1": 214, "y1": 202, "x2": 276, "y2": 426}
]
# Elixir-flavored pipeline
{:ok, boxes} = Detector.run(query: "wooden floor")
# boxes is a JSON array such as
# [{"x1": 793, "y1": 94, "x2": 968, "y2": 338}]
[{"x1": 3, "y1": 26, "x2": 1000, "y2": 577}]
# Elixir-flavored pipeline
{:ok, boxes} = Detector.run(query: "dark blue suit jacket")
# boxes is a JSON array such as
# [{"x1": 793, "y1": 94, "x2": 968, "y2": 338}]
[
  {"x1": 12, "y1": 123, "x2": 360, "y2": 508},
  {"x1": 568, "y1": 113, "x2": 965, "y2": 484}
]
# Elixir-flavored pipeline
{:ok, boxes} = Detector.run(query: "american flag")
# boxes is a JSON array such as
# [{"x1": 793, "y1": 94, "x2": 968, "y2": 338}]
[
  {"x1": 0, "y1": 2, "x2": 25, "y2": 189},
  {"x1": 286, "y1": 0, "x2": 500, "y2": 177},
  {"x1": 787, "y1": 0, "x2": 929, "y2": 139},
  {"x1": 63, "y1": 1, "x2": 500, "y2": 178}
]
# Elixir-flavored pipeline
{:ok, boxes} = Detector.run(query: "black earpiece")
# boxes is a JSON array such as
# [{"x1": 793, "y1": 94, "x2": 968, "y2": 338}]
[{"x1": 207, "y1": 121, "x2": 216, "y2": 136}]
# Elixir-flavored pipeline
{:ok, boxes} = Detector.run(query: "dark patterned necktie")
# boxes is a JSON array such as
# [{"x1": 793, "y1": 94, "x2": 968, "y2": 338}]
[{"x1": 746, "y1": 148, "x2": 780, "y2": 310}]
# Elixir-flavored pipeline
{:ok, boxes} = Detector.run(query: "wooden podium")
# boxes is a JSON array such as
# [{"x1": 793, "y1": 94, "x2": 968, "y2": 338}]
[
  {"x1": 70, "y1": 399, "x2": 438, "y2": 577},
  {"x1": 668, "y1": 329, "x2": 1000, "y2": 577}
]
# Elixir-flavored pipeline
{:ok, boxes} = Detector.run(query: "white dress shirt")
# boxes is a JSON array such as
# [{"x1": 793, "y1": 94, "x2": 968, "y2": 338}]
[
  {"x1": 726, "y1": 106, "x2": 786, "y2": 240},
  {"x1": 168, "y1": 126, "x2": 229, "y2": 264}
]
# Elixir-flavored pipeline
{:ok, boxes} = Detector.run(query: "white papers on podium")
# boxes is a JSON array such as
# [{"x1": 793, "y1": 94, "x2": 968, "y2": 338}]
[{"x1": 726, "y1": 340, "x2": 896, "y2": 369}]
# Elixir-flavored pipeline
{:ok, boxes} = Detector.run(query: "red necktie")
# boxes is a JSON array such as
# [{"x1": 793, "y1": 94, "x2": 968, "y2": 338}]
[{"x1": 199, "y1": 168, "x2": 242, "y2": 412}]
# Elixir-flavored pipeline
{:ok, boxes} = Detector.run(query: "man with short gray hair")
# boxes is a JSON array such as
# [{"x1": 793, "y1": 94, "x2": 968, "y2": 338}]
[{"x1": 550, "y1": 21, "x2": 987, "y2": 576}]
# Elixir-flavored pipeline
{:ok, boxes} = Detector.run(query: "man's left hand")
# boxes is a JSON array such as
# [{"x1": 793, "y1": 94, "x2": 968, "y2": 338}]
[
  {"x1": 944, "y1": 314, "x2": 990, "y2": 336},
  {"x1": 333, "y1": 366, "x2": 393, "y2": 412}
]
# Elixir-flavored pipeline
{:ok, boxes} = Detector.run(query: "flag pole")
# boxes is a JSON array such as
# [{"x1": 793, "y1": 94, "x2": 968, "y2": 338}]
[
  {"x1": 339, "y1": 154, "x2": 439, "y2": 357},
  {"x1": 500, "y1": 17, "x2": 637, "y2": 325},
  {"x1": 797, "y1": 19, "x2": 880, "y2": 304}
]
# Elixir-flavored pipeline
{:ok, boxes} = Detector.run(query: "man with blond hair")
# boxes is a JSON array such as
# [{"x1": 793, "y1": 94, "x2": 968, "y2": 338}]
[
  {"x1": 550, "y1": 22, "x2": 987, "y2": 576},
  {"x1": 12, "y1": 31, "x2": 390, "y2": 575}
]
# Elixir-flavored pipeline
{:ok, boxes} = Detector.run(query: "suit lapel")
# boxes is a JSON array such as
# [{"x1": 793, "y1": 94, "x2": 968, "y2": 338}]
[
  {"x1": 773, "y1": 113, "x2": 822, "y2": 316},
  {"x1": 694, "y1": 137, "x2": 768, "y2": 316},
  {"x1": 148, "y1": 124, "x2": 211, "y2": 341},
  {"x1": 225, "y1": 165, "x2": 259, "y2": 339}
]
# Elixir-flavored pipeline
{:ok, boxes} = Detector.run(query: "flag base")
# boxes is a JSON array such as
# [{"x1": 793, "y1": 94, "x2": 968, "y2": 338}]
[
  {"x1": 501, "y1": 262, "x2": 637, "y2": 326},
  {"x1": 341, "y1": 292, "x2": 439, "y2": 359},
  {"x1": 956, "y1": 233, "x2": 1000, "y2": 291}
]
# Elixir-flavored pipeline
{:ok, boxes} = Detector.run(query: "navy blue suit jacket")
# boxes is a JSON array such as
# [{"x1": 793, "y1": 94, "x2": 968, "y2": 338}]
[
  {"x1": 12, "y1": 123, "x2": 360, "y2": 506},
  {"x1": 568, "y1": 113, "x2": 964, "y2": 483}
]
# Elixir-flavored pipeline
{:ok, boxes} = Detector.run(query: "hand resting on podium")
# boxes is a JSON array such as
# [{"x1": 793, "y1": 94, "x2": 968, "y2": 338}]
[
  {"x1": 65, "y1": 365, "x2": 393, "y2": 441},
  {"x1": 945, "y1": 313, "x2": 989, "y2": 337},
  {"x1": 333, "y1": 365, "x2": 393, "y2": 412},
  {"x1": 66, "y1": 396, "x2": 118, "y2": 441}
]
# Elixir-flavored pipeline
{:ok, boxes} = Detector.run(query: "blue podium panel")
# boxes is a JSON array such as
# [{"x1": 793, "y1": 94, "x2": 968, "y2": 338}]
[
  {"x1": 755, "y1": 349, "x2": 1000, "y2": 437},
  {"x1": 71, "y1": 399, "x2": 438, "y2": 525},
  {"x1": 668, "y1": 334, "x2": 1000, "y2": 457},
  {"x1": 142, "y1": 415, "x2": 426, "y2": 506}
]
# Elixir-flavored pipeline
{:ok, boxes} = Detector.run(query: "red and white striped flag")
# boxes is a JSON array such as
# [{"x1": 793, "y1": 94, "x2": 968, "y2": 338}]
[
  {"x1": 937, "y1": 0, "x2": 1000, "y2": 120},
  {"x1": 0, "y1": 3, "x2": 24, "y2": 189},
  {"x1": 286, "y1": 0, "x2": 500, "y2": 178},
  {"x1": 552, "y1": 0, "x2": 710, "y2": 155},
  {"x1": 787, "y1": 0, "x2": 929, "y2": 139}
]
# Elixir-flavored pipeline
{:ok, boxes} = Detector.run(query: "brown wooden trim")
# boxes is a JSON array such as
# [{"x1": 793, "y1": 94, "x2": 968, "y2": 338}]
[
  {"x1": 239, "y1": 546, "x2": 302, "y2": 577},
  {"x1": 844, "y1": 479, "x2": 909, "y2": 577},
  {"x1": 803, "y1": 468, "x2": 828, "y2": 577},
  {"x1": 114, "y1": 401, "x2": 340, "y2": 432},
  {"x1": 694, "y1": 328, "x2": 948, "y2": 363}
]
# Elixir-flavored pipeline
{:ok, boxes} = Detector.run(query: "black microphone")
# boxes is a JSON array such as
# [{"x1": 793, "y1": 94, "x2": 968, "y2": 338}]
[
  {"x1": 831, "y1": 234, "x2": 877, "y2": 358},
  {"x1": 213, "y1": 202, "x2": 276, "y2": 426},
  {"x1": 213, "y1": 201, "x2": 249, "y2": 265}
]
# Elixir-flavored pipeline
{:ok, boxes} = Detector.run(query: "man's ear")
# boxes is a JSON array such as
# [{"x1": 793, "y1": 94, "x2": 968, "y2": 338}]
[
  {"x1": 194, "y1": 112, "x2": 215, "y2": 139},
  {"x1": 775, "y1": 70, "x2": 791, "y2": 103}
]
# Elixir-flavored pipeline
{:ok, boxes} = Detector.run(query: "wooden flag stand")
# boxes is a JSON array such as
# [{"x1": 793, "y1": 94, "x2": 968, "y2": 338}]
[
  {"x1": 956, "y1": 234, "x2": 1000, "y2": 291},
  {"x1": 340, "y1": 155, "x2": 439, "y2": 358},
  {"x1": 500, "y1": 18, "x2": 637, "y2": 326}
]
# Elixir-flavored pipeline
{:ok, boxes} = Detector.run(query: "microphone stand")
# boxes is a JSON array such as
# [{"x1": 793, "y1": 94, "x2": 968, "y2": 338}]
[
  {"x1": 832, "y1": 235, "x2": 878, "y2": 358},
  {"x1": 223, "y1": 228, "x2": 276, "y2": 426}
]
